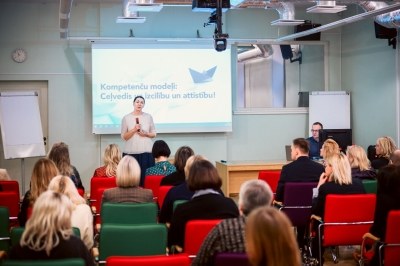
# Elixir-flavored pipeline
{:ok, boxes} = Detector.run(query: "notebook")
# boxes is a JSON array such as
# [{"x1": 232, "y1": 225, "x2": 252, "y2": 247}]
[{"x1": 285, "y1": 145, "x2": 293, "y2": 161}]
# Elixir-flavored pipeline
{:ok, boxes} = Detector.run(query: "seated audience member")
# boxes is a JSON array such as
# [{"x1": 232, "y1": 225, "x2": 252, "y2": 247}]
[
  {"x1": 371, "y1": 136, "x2": 397, "y2": 170},
  {"x1": 160, "y1": 146, "x2": 194, "y2": 186},
  {"x1": 48, "y1": 175, "x2": 93, "y2": 250},
  {"x1": 10, "y1": 191, "x2": 94, "y2": 266},
  {"x1": 92, "y1": 144, "x2": 121, "y2": 177},
  {"x1": 18, "y1": 158, "x2": 59, "y2": 227},
  {"x1": 0, "y1": 168, "x2": 11, "y2": 191},
  {"x1": 168, "y1": 159, "x2": 239, "y2": 250},
  {"x1": 245, "y1": 206, "x2": 301, "y2": 266},
  {"x1": 193, "y1": 180, "x2": 273, "y2": 266},
  {"x1": 145, "y1": 140, "x2": 176, "y2": 177},
  {"x1": 0, "y1": 169, "x2": 11, "y2": 180},
  {"x1": 311, "y1": 153, "x2": 366, "y2": 264},
  {"x1": 389, "y1": 149, "x2": 400, "y2": 166},
  {"x1": 159, "y1": 155, "x2": 223, "y2": 224},
  {"x1": 48, "y1": 145, "x2": 84, "y2": 190},
  {"x1": 367, "y1": 165, "x2": 400, "y2": 266},
  {"x1": 320, "y1": 139, "x2": 340, "y2": 159},
  {"x1": 307, "y1": 122, "x2": 323, "y2": 160},
  {"x1": 101, "y1": 156, "x2": 153, "y2": 206},
  {"x1": 346, "y1": 145, "x2": 377, "y2": 180},
  {"x1": 275, "y1": 138, "x2": 324, "y2": 246}
]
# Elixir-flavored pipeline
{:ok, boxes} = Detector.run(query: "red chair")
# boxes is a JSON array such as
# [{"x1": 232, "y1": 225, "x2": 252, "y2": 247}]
[
  {"x1": 77, "y1": 188, "x2": 85, "y2": 198},
  {"x1": 89, "y1": 177, "x2": 117, "y2": 209},
  {"x1": 184, "y1": 219, "x2": 221, "y2": 262},
  {"x1": 0, "y1": 180, "x2": 20, "y2": 200},
  {"x1": 158, "y1": 185, "x2": 173, "y2": 209},
  {"x1": 312, "y1": 194, "x2": 376, "y2": 265},
  {"x1": 144, "y1": 175, "x2": 165, "y2": 203},
  {"x1": 258, "y1": 170, "x2": 280, "y2": 202},
  {"x1": 0, "y1": 191, "x2": 20, "y2": 226},
  {"x1": 106, "y1": 254, "x2": 190, "y2": 266},
  {"x1": 360, "y1": 210, "x2": 400, "y2": 266}
]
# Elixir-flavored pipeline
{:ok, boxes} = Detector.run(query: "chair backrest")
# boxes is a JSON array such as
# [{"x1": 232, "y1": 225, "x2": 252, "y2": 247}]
[
  {"x1": 0, "y1": 207, "x2": 10, "y2": 255},
  {"x1": 158, "y1": 186, "x2": 173, "y2": 209},
  {"x1": 0, "y1": 180, "x2": 20, "y2": 200},
  {"x1": 362, "y1": 180, "x2": 377, "y2": 194},
  {"x1": 281, "y1": 182, "x2": 318, "y2": 226},
  {"x1": 144, "y1": 175, "x2": 165, "y2": 201},
  {"x1": 214, "y1": 252, "x2": 250, "y2": 266},
  {"x1": 99, "y1": 224, "x2": 167, "y2": 261},
  {"x1": 11, "y1": 227, "x2": 81, "y2": 247},
  {"x1": 0, "y1": 191, "x2": 20, "y2": 218},
  {"x1": 258, "y1": 171, "x2": 280, "y2": 193},
  {"x1": 384, "y1": 210, "x2": 400, "y2": 266},
  {"x1": 323, "y1": 194, "x2": 376, "y2": 246},
  {"x1": 90, "y1": 177, "x2": 117, "y2": 202},
  {"x1": 1, "y1": 259, "x2": 86, "y2": 266},
  {"x1": 106, "y1": 254, "x2": 190, "y2": 266},
  {"x1": 184, "y1": 219, "x2": 221, "y2": 257},
  {"x1": 101, "y1": 202, "x2": 157, "y2": 225},
  {"x1": 173, "y1": 200, "x2": 188, "y2": 213}
]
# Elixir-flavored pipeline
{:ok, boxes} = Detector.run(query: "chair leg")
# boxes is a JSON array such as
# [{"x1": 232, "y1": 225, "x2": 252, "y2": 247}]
[
  {"x1": 318, "y1": 225, "x2": 322, "y2": 266},
  {"x1": 330, "y1": 246, "x2": 339, "y2": 264}
]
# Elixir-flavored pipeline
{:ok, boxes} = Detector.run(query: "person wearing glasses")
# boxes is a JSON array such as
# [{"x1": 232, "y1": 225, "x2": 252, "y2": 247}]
[{"x1": 307, "y1": 122, "x2": 323, "y2": 160}]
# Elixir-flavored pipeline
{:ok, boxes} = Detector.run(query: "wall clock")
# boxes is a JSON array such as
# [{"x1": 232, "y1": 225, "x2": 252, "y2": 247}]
[{"x1": 12, "y1": 49, "x2": 27, "y2": 63}]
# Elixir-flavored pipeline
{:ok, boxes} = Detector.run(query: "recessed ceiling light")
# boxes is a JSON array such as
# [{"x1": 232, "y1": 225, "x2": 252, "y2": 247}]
[
  {"x1": 271, "y1": 19, "x2": 305, "y2": 26},
  {"x1": 128, "y1": 3, "x2": 163, "y2": 12},
  {"x1": 307, "y1": 5, "x2": 347, "y2": 13},
  {"x1": 116, "y1": 16, "x2": 146, "y2": 23}
]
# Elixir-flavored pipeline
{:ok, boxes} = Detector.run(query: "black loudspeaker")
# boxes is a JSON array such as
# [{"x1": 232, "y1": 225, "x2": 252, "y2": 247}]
[
  {"x1": 298, "y1": 92, "x2": 309, "y2": 107},
  {"x1": 280, "y1": 45, "x2": 293, "y2": 59},
  {"x1": 295, "y1": 21, "x2": 321, "y2": 41},
  {"x1": 374, "y1": 21, "x2": 397, "y2": 39}
]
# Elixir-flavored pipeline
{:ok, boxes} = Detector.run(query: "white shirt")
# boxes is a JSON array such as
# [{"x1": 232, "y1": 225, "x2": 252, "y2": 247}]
[
  {"x1": 121, "y1": 112, "x2": 156, "y2": 154},
  {"x1": 71, "y1": 204, "x2": 93, "y2": 250}
]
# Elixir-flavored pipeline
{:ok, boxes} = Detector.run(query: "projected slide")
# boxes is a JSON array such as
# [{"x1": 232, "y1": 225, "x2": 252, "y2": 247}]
[{"x1": 92, "y1": 43, "x2": 232, "y2": 134}]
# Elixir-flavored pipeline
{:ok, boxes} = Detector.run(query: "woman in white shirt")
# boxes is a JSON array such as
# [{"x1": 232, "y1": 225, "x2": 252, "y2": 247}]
[
  {"x1": 48, "y1": 175, "x2": 93, "y2": 250},
  {"x1": 121, "y1": 95, "x2": 156, "y2": 186}
]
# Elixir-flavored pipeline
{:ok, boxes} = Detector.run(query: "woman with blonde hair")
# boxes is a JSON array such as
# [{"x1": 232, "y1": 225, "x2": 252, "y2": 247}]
[
  {"x1": 101, "y1": 156, "x2": 153, "y2": 206},
  {"x1": 10, "y1": 191, "x2": 94, "y2": 265},
  {"x1": 48, "y1": 175, "x2": 93, "y2": 250},
  {"x1": 311, "y1": 153, "x2": 365, "y2": 264},
  {"x1": 92, "y1": 144, "x2": 122, "y2": 177},
  {"x1": 18, "y1": 158, "x2": 59, "y2": 227},
  {"x1": 320, "y1": 139, "x2": 340, "y2": 159},
  {"x1": 245, "y1": 206, "x2": 301, "y2": 266},
  {"x1": 346, "y1": 145, "x2": 376, "y2": 180},
  {"x1": 48, "y1": 145, "x2": 84, "y2": 190},
  {"x1": 372, "y1": 136, "x2": 397, "y2": 170}
]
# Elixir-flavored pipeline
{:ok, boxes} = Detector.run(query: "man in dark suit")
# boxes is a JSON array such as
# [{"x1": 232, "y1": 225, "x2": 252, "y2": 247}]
[
  {"x1": 275, "y1": 138, "x2": 324, "y2": 247},
  {"x1": 275, "y1": 138, "x2": 324, "y2": 202}
]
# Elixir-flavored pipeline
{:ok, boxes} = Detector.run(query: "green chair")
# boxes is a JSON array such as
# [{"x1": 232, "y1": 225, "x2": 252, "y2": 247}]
[
  {"x1": 173, "y1": 200, "x2": 188, "y2": 213},
  {"x1": 1, "y1": 258, "x2": 85, "y2": 266},
  {"x1": 96, "y1": 224, "x2": 167, "y2": 263},
  {"x1": 101, "y1": 202, "x2": 157, "y2": 225},
  {"x1": 0, "y1": 207, "x2": 10, "y2": 256},
  {"x1": 362, "y1": 180, "x2": 378, "y2": 194},
  {"x1": 10, "y1": 227, "x2": 81, "y2": 248}
]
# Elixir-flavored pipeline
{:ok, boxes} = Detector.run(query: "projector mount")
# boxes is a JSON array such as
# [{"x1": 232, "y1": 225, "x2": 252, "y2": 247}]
[{"x1": 203, "y1": 0, "x2": 229, "y2": 52}]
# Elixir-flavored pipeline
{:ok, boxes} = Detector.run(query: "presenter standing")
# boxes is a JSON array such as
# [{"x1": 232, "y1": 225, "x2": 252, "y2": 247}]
[{"x1": 121, "y1": 96, "x2": 156, "y2": 186}]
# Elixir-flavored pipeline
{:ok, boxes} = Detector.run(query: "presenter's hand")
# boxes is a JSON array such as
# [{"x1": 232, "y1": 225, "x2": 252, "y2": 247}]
[
  {"x1": 137, "y1": 131, "x2": 148, "y2": 137},
  {"x1": 134, "y1": 124, "x2": 141, "y2": 132}
]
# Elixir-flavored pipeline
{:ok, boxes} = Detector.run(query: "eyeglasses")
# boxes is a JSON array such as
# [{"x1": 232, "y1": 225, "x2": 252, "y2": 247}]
[{"x1": 311, "y1": 130, "x2": 319, "y2": 133}]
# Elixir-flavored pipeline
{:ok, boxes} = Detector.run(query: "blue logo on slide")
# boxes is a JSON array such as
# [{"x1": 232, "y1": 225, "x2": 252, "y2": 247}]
[{"x1": 188, "y1": 66, "x2": 217, "y2": 83}]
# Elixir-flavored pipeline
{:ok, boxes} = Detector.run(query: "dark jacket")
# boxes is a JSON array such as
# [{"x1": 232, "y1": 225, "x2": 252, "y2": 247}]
[
  {"x1": 168, "y1": 193, "x2": 239, "y2": 248},
  {"x1": 160, "y1": 171, "x2": 186, "y2": 187},
  {"x1": 275, "y1": 156, "x2": 324, "y2": 202},
  {"x1": 312, "y1": 178, "x2": 366, "y2": 219},
  {"x1": 371, "y1": 157, "x2": 389, "y2": 170},
  {"x1": 351, "y1": 167, "x2": 377, "y2": 180}
]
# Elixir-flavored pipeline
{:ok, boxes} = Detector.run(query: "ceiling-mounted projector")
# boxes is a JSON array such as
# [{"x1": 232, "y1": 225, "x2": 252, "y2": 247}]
[
  {"x1": 192, "y1": 0, "x2": 230, "y2": 12},
  {"x1": 116, "y1": 16, "x2": 146, "y2": 23}
]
